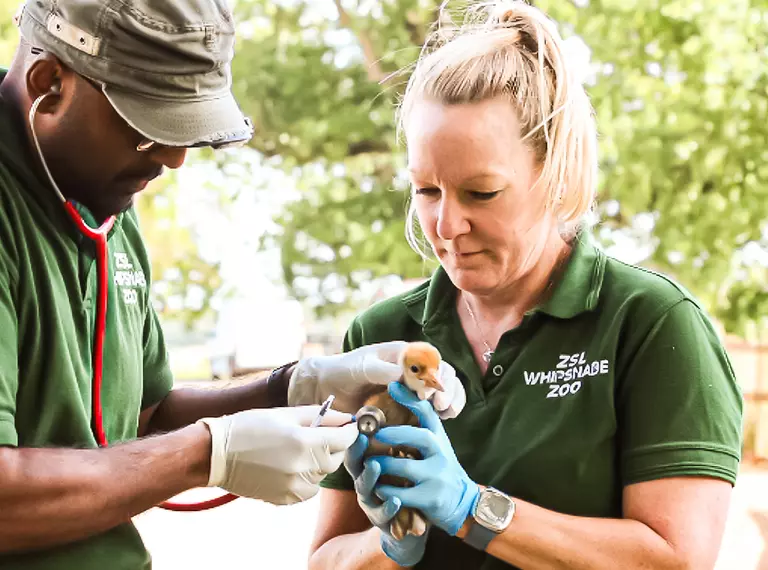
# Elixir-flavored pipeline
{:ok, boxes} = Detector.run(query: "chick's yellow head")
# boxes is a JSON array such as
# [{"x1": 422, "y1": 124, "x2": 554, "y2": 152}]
[{"x1": 400, "y1": 342, "x2": 444, "y2": 394}]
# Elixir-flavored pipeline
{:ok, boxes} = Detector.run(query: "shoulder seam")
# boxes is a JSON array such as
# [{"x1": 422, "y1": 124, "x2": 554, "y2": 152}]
[
  {"x1": 616, "y1": 297, "x2": 693, "y2": 382},
  {"x1": 646, "y1": 296, "x2": 693, "y2": 334},
  {"x1": 606, "y1": 256, "x2": 697, "y2": 305},
  {"x1": 654, "y1": 297, "x2": 690, "y2": 322}
]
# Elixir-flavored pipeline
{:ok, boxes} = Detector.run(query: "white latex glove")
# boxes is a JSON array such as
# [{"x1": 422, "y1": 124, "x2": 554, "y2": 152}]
[
  {"x1": 288, "y1": 341, "x2": 407, "y2": 413},
  {"x1": 430, "y1": 360, "x2": 466, "y2": 420},
  {"x1": 288, "y1": 341, "x2": 467, "y2": 419},
  {"x1": 198, "y1": 406, "x2": 358, "y2": 505}
]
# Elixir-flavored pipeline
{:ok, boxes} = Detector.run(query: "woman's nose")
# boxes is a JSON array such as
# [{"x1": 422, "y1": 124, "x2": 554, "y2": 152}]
[{"x1": 436, "y1": 195, "x2": 470, "y2": 241}]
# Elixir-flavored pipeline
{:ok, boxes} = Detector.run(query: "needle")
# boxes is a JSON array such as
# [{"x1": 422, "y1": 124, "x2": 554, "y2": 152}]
[{"x1": 311, "y1": 394, "x2": 336, "y2": 427}]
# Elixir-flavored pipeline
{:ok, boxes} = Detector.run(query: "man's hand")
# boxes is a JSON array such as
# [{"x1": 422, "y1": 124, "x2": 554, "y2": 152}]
[
  {"x1": 199, "y1": 407, "x2": 358, "y2": 505},
  {"x1": 288, "y1": 341, "x2": 467, "y2": 417}
]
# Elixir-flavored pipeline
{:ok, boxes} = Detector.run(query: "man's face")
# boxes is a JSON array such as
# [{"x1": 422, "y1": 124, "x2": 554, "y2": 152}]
[{"x1": 27, "y1": 62, "x2": 187, "y2": 221}]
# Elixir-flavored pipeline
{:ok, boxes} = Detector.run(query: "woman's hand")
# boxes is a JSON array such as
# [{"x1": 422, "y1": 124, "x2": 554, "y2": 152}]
[
  {"x1": 367, "y1": 383, "x2": 480, "y2": 536},
  {"x1": 345, "y1": 433, "x2": 429, "y2": 566}
]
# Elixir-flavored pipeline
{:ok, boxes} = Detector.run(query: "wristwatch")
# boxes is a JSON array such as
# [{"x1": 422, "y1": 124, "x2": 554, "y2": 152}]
[{"x1": 464, "y1": 487, "x2": 516, "y2": 551}]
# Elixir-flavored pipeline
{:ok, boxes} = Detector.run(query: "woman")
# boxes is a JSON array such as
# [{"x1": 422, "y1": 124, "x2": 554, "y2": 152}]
[{"x1": 308, "y1": 1, "x2": 743, "y2": 568}]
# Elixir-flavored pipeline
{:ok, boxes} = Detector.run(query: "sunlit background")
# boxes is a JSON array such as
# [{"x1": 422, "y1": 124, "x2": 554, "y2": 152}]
[{"x1": 2, "y1": 0, "x2": 767, "y2": 567}]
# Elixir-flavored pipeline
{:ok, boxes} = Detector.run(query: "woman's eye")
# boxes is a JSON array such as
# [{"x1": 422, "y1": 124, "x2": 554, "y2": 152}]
[
  {"x1": 469, "y1": 191, "x2": 500, "y2": 201},
  {"x1": 415, "y1": 187, "x2": 440, "y2": 196}
]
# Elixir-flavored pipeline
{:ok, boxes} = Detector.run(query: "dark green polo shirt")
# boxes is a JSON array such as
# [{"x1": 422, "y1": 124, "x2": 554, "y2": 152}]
[
  {"x1": 0, "y1": 74, "x2": 173, "y2": 568},
  {"x1": 321, "y1": 233, "x2": 743, "y2": 570}
]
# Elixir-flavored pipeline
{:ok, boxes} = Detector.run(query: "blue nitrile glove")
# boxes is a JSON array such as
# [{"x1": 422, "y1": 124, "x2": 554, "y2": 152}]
[
  {"x1": 371, "y1": 382, "x2": 480, "y2": 536},
  {"x1": 344, "y1": 433, "x2": 428, "y2": 566}
]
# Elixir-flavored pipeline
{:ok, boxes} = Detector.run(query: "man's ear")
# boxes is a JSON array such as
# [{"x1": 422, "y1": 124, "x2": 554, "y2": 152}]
[{"x1": 25, "y1": 56, "x2": 66, "y2": 113}]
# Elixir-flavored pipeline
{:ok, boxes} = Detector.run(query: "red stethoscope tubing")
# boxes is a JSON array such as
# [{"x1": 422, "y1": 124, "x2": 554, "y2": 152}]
[{"x1": 63, "y1": 202, "x2": 238, "y2": 511}]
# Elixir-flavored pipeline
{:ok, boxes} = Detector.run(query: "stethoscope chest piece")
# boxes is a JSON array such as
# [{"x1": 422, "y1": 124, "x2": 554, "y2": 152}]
[{"x1": 355, "y1": 405, "x2": 387, "y2": 436}]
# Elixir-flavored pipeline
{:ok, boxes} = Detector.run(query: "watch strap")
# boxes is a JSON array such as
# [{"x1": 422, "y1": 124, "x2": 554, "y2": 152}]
[{"x1": 464, "y1": 519, "x2": 497, "y2": 551}]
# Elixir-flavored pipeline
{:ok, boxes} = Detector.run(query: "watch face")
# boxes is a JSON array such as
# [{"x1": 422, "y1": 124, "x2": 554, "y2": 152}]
[
  {"x1": 476, "y1": 489, "x2": 515, "y2": 530},
  {"x1": 487, "y1": 494, "x2": 511, "y2": 520}
]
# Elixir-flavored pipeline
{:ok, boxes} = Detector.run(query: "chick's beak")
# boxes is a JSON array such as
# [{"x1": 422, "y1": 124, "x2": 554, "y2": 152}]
[{"x1": 421, "y1": 369, "x2": 444, "y2": 392}]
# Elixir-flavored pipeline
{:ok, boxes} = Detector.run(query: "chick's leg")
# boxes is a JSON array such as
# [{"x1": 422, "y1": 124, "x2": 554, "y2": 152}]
[{"x1": 385, "y1": 448, "x2": 427, "y2": 539}]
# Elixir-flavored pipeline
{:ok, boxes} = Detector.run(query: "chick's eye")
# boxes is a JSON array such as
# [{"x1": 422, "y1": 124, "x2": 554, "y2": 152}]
[{"x1": 410, "y1": 364, "x2": 419, "y2": 373}]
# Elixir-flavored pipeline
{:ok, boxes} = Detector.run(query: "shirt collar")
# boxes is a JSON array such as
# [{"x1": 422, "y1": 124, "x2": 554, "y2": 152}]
[
  {"x1": 537, "y1": 231, "x2": 606, "y2": 319},
  {"x1": 404, "y1": 231, "x2": 607, "y2": 327}
]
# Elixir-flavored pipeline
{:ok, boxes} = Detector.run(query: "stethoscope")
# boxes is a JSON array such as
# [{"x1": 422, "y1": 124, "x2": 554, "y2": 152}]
[{"x1": 28, "y1": 90, "x2": 238, "y2": 511}]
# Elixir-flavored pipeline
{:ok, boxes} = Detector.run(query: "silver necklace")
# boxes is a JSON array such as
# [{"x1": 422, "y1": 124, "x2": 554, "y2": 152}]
[{"x1": 463, "y1": 296, "x2": 495, "y2": 364}]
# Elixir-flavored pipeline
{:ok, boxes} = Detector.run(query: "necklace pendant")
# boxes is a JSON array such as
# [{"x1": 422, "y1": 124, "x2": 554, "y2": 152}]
[{"x1": 482, "y1": 349, "x2": 494, "y2": 363}]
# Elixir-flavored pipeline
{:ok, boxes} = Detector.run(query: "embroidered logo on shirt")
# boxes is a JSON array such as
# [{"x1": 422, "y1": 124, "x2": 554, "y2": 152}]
[
  {"x1": 114, "y1": 252, "x2": 146, "y2": 306},
  {"x1": 523, "y1": 352, "x2": 609, "y2": 399}
]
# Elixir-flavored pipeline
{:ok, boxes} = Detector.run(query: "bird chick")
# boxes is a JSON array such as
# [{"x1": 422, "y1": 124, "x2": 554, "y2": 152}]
[
  {"x1": 399, "y1": 341, "x2": 444, "y2": 400},
  {"x1": 360, "y1": 341, "x2": 443, "y2": 540}
]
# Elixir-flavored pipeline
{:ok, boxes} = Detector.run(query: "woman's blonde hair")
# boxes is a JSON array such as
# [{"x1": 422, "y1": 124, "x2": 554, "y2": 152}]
[{"x1": 400, "y1": 0, "x2": 598, "y2": 257}]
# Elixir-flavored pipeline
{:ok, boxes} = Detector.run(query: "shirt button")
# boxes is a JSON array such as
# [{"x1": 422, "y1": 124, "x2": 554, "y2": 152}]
[{"x1": 492, "y1": 365, "x2": 504, "y2": 376}]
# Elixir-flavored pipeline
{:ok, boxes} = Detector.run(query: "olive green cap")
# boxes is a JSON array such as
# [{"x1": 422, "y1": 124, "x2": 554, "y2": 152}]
[{"x1": 16, "y1": 0, "x2": 253, "y2": 148}]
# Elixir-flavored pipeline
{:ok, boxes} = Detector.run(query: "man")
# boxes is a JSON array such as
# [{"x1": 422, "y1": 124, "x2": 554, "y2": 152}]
[{"x1": 0, "y1": 1, "x2": 466, "y2": 568}]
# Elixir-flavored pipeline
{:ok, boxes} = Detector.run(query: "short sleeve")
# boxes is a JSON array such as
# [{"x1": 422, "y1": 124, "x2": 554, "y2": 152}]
[
  {"x1": 618, "y1": 299, "x2": 743, "y2": 486},
  {"x1": 319, "y1": 320, "x2": 361, "y2": 491},
  {"x1": 0, "y1": 256, "x2": 18, "y2": 446},
  {"x1": 141, "y1": 303, "x2": 174, "y2": 410}
]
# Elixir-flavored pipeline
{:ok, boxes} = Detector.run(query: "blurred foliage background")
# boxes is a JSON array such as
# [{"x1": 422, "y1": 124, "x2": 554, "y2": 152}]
[
  {"x1": 0, "y1": 0, "x2": 766, "y2": 337},
  {"x1": 4, "y1": 2, "x2": 768, "y2": 556}
]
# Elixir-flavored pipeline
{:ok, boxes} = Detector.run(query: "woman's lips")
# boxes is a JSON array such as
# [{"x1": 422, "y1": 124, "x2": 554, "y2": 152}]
[{"x1": 441, "y1": 249, "x2": 485, "y2": 261}]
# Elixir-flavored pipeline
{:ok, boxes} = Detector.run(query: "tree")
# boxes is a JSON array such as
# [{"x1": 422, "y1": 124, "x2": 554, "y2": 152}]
[
  {"x1": 134, "y1": 168, "x2": 226, "y2": 330},
  {"x1": 233, "y1": 0, "x2": 768, "y2": 335},
  {"x1": 3, "y1": 0, "x2": 765, "y2": 334},
  {"x1": 0, "y1": 0, "x2": 19, "y2": 62}
]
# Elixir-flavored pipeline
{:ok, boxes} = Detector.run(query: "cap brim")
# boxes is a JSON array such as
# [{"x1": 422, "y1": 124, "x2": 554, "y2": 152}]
[{"x1": 102, "y1": 86, "x2": 253, "y2": 148}]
